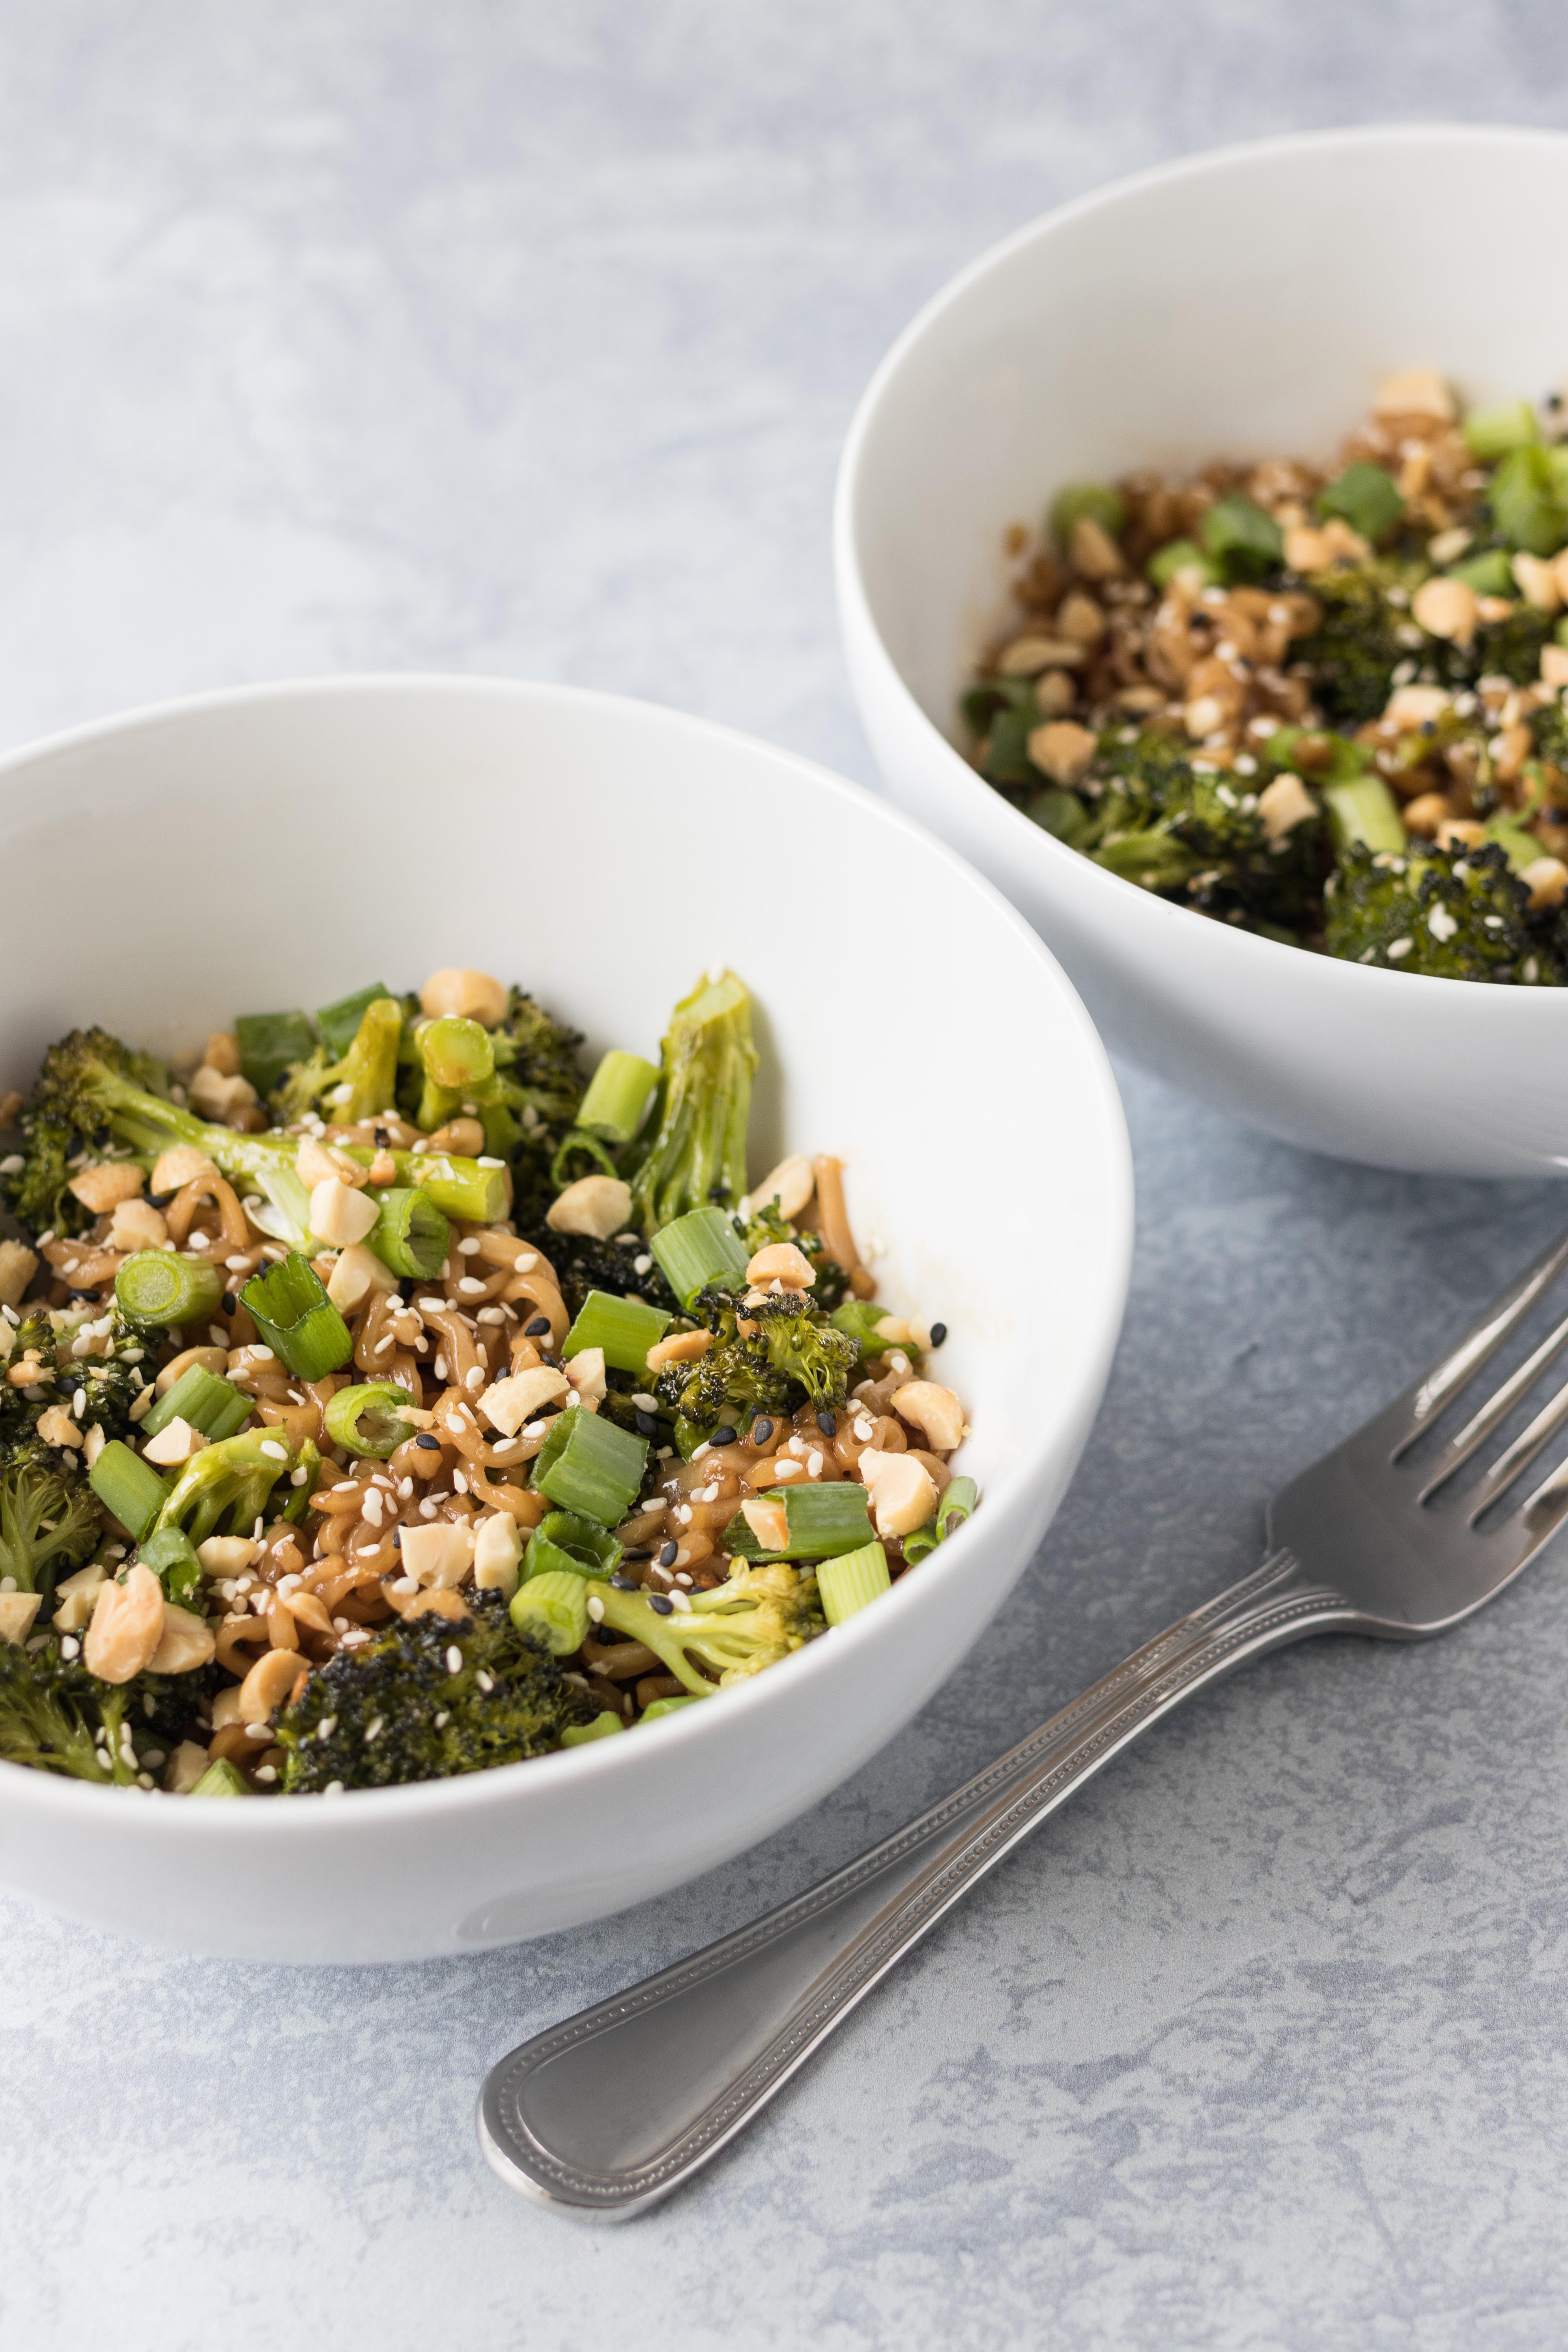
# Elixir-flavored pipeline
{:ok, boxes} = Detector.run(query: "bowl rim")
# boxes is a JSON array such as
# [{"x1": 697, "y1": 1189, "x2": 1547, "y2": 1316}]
[
  {"x1": 0, "y1": 670, "x2": 1134, "y2": 1831},
  {"x1": 834, "y1": 119, "x2": 1568, "y2": 1020}
]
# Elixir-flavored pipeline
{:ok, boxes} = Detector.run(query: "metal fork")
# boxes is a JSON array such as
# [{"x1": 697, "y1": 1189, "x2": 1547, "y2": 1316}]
[{"x1": 479, "y1": 1222, "x2": 1568, "y2": 2220}]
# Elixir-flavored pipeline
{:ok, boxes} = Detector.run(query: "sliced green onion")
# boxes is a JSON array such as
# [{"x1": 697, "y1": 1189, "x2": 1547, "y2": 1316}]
[
  {"x1": 1146, "y1": 537, "x2": 1220, "y2": 590},
  {"x1": 115, "y1": 1252, "x2": 224, "y2": 1330},
  {"x1": 191, "y1": 1758, "x2": 252, "y2": 1797},
  {"x1": 549, "y1": 1129, "x2": 620, "y2": 1189},
  {"x1": 723, "y1": 1481, "x2": 872, "y2": 1562},
  {"x1": 335, "y1": 1147, "x2": 509, "y2": 1225},
  {"x1": 531, "y1": 1409, "x2": 648, "y2": 1527},
  {"x1": 88, "y1": 1441, "x2": 168, "y2": 1541},
  {"x1": 1485, "y1": 816, "x2": 1542, "y2": 874},
  {"x1": 561, "y1": 1710, "x2": 625, "y2": 1744},
  {"x1": 510, "y1": 1567, "x2": 590, "y2": 1655},
  {"x1": 937, "y1": 1476, "x2": 978, "y2": 1539},
  {"x1": 1201, "y1": 492, "x2": 1284, "y2": 578},
  {"x1": 1463, "y1": 398, "x2": 1539, "y2": 459},
  {"x1": 1049, "y1": 482, "x2": 1126, "y2": 548},
  {"x1": 563, "y1": 1290, "x2": 672, "y2": 1375},
  {"x1": 241, "y1": 1253, "x2": 353, "y2": 1380},
  {"x1": 235, "y1": 1009, "x2": 315, "y2": 1098},
  {"x1": 366, "y1": 1187, "x2": 449, "y2": 1281},
  {"x1": 1490, "y1": 444, "x2": 1568, "y2": 556},
  {"x1": 324, "y1": 1383, "x2": 417, "y2": 1459},
  {"x1": 136, "y1": 1524, "x2": 204, "y2": 1609},
  {"x1": 282, "y1": 1438, "x2": 323, "y2": 1525},
  {"x1": 249, "y1": 1161, "x2": 314, "y2": 1250},
  {"x1": 418, "y1": 1015, "x2": 495, "y2": 1090},
  {"x1": 316, "y1": 982, "x2": 392, "y2": 1058},
  {"x1": 1315, "y1": 462, "x2": 1404, "y2": 543},
  {"x1": 650, "y1": 1205, "x2": 749, "y2": 1307},
  {"x1": 638, "y1": 1695, "x2": 703, "y2": 1723},
  {"x1": 1447, "y1": 548, "x2": 1515, "y2": 595},
  {"x1": 523, "y1": 1509, "x2": 624, "y2": 1583},
  {"x1": 817, "y1": 1538, "x2": 891, "y2": 1627},
  {"x1": 578, "y1": 1049, "x2": 659, "y2": 1146},
  {"x1": 140, "y1": 1365, "x2": 252, "y2": 1444},
  {"x1": 1323, "y1": 774, "x2": 1406, "y2": 856},
  {"x1": 901, "y1": 1521, "x2": 940, "y2": 1565},
  {"x1": 326, "y1": 997, "x2": 403, "y2": 1122}
]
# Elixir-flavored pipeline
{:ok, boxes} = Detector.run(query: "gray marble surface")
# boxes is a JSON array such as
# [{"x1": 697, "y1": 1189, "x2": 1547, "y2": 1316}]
[{"x1": 5, "y1": 6, "x2": 1568, "y2": 2346}]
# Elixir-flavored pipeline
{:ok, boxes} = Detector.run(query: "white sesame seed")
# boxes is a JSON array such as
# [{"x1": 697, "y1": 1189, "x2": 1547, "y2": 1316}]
[
  {"x1": 253, "y1": 1765, "x2": 278, "y2": 1783},
  {"x1": 245, "y1": 1721, "x2": 271, "y2": 1740},
  {"x1": 586, "y1": 1595, "x2": 605, "y2": 1623},
  {"x1": 669, "y1": 1591, "x2": 692, "y2": 1613},
  {"x1": 457, "y1": 1277, "x2": 486, "y2": 1296},
  {"x1": 633, "y1": 1255, "x2": 653, "y2": 1275},
  {"x1": 59, "y1": 1636, "x2": 79, "y2": 1659},
  {"x1": 445, "y1": 1644, "x2": 463, "y2": 1675},
  {"x1": 433, "y1": 1711, "x2": 450, "y2": 1730},
  {"x1": 476, "y1": 1669, "x2": 496, "y2": 1692},
  {"x1": 632, "y1": 1393, "x2": 657, "y2": 1412},
  {"x1": 247, "y1": 1345, "x2": 275, "y2": 1361},
  {"x1": 807, "y1": 1451, "x2": 823, "y2": 1475},
  {"x1": 137, "y1": 1772, "x2": 155, "y2": 1789},
  {"x1": 259, "y1": 1440, "x2": 288, "y2": 1461},
  {"x1": 322, "y1": 1781, "x2": 346, "y2": 1796},
  {"x1": 477, "y1": 1156, "x2": 505, "y2": 1169},
  {"x1": 465, "y1": 1365, "x2": 484, "y2": 1388}
]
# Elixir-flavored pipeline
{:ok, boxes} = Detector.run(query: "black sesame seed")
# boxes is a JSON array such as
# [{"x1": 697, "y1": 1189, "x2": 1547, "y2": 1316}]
[
  {"x1": 609, "y1": 1573, "x2": 637, "y2": 1590},
  {"x1": 374, "y1": 1128, "x2": 390, "y2": 1147},
  {"x1": 634, "y1": 1410, "x2": 657, "y2": 1438},
  {"x1": 415, "y1": 1433, "x2": 441, "y2": 1451},
  {"x1": 221, "y1": 1294, "x2": 237, "y2": 1315},
  {"x1": 709, "y1": 1424, "x2": 736, "y2": 1447},
  {"x1": 752, "y1": 1416, "x2": 774, "y2": 1446},
  {"x1": 68, "y1": 1288, "x2": 96, "y2": 1302},
  {"x1": 648, "y1": 1594, "x2": 675, "y2": 1617},
  {"x1": 816, "y1": 1409, "x2": 835, "y2": 1439},
  {"x1": 148, "y1": 1190, "x2": 175, "y2": 1209},
  {"x1": 929, "y1": 1322, "x2": 948, "y2": 1347},
  {"x1": 657, "y1": 1539, "x2": 678, "y2": 1567},
  {"x1": 524, "y1": 1315, "x2": 551, "y2": 1337}
]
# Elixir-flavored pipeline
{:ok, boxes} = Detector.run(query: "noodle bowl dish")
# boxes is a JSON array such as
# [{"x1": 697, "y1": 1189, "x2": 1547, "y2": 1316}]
[{"x1": 0, "y1": 675, "x2": 1131, "y2": 1959}]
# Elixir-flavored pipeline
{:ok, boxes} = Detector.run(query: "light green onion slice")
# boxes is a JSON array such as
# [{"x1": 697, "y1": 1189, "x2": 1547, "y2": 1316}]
[
  {"x1": 235, "y1": 1009, "x2": 315, "y2": 1098},
  {"x1": 88, "y1": 1441, "x2": 169, "y2": 1541},
  {"x1": 315, "y1": 982, "x2": 392, "y2": 1058},
  {"x1": 366, "y1": 1186, "x2": 449, "y2": 1281},
  {"x1": 563, "y1": 1290, "x2": 671, "y2": 1375},
  {"x1": 324, "y1": 1383, "x2": 417, "y2": 1460},
  {"x1": 937, "y1": 1476, "x2": 978, "y2": 1540},
  {"x1": 561, "y1": 1711, "x2": 625, "y2": 1744},
  {"x1": 524, "y1": 1510, "x2": 624, "y2": 1583},
  {"x1": 577, "y1": 1049, "x2": 659, "y2": 1146},
  {"x1": 510, "y1": 1567, "x2": 590, "y2": 1656},
  {"x1": 140, "y1": 1365, "x2": 252, "y2": 1444},
  {"x1": 531, "y1": 1408, "x2": 648, "y2": 1527},
  {"x1": 115, "y1": 1252, "x2": 224, "y2": 1330},
  {"x1": 638, "y1": 1695, "x2": 703, "y2": 1722},
  {"x1": 650, "y1": 1205, "x2": 749, "y2": 1308},
  {"x1": 723, "y1": 1481, "x2": 872, "y2": 1562},
  {"x1": 240, "y1": 1253, "x2": 353, "y2": 1381},
  {"x1": 136, "y1": 1524, "x2": 204, "y2": 1609},
  {"x1": 817, "y1": 1538, "x2": 892, "y2": 1627},
  {"x1": 190, "y1": 1758, "x2": 252, "y2": 1797}
]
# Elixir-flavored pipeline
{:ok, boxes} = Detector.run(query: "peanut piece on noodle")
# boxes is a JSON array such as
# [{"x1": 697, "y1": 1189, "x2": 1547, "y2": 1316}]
[
  {"x1": 480, "y1": 1366, "x2": 570, "y2": 1435},
  {"x1": 84, "y1": 1565, "x2": 166, "y2": 1683},
  {"x1": 546, "y1": 1174, "x2": 632, "y2": 1240},
  {"x1": 197, "y1": 1535, "x2": 261, "y2": 1577},
  {"x1": 399, "y1": 1520, "x2": 476, "y2": 1589},
  {"x1": 473, "y1": 1511, "x2": 523, "y2": 1602},
  {"x1": 646, "y1": 1329, "x2": 711, "y2": 1371},
  {"x1": 298, "y1": 1135, "x2": 368, "y2": 1189},
  {"x1": 236, "y1": 1648, "x2": 309, "y2": 1722},
  {"x1": 309, "y1": 1178, "x2": 379, "y2": 1248},
  {"x1": 141, "y1": 1415, "x2": 208, "y2": 1468},
  {"x1": 328, "y1": 1241, "x2": 398, "y2": 1314},
  {"x1": 857, "y1": 1449, "x2": 938, "y2": 1540},
  {"x1": 745, "y1": 1241, "x2": 815, "y2": 1291},
  {"x1": 890, "y1": 1380, "x2": 966, "y2": 1454},
  {"x1": 163, "y1": 1739, "x2": 212, "y2": 1794},
  {"x1": 151, "y1": 1145, "x2": 219, "y2": 1194},
  {"x1": 108, "y1": 1197, "x2": 169, "y2": 1253},
  {"x1": 67, "y1": 1162, "x2": 144, "y2": 1214}
]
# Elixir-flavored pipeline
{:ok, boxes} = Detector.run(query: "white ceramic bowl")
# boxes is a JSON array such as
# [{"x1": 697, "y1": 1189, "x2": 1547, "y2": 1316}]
[
  {"x1": 0, "y1": 677, "x2": 1131, "y2": 1962},
  {"x1": 838, "y1": 124, "x2": 1568, "y2": 1178}
]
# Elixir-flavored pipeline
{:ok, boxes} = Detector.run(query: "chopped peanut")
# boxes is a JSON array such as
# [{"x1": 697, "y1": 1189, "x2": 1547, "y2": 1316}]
[
  {"x1": 545, "y1": 1174, "x2": 632, "y2": 1240},
  {"x1": 420, "y1": 968, "x2": 508, "y2": 1027},
  {"x1": 0, "y1": 1592, "x2": 41, "y2": 1645},
  {"x1": 565, "y1": 1345, "x2": 607, "y2": 1404},
  {"x1": 857, "y1": 1448, "x2": 939, "y2": 1539},
  {"x1": 1401, "y1": 791, "x2": 1455, "y2": 840},
  {"x1": 399, "y1": 1519, "x2": 476, "y2": 1588},
  {"x1": 108, "y1": 1197, "x2": 168, "y2": 1252},
  {"x1": 746, "y1": 1154, "x2": 814, "y2": 1221},
  {"x1": 84, "y1": 1565, "x2": 166, "y2": 1684},
  {"x1": 204, "y1": 1032, "x2": 242, "y2": 1077},
  {"x1": 1026, "y1": 721, "x2": 1097, "y2": 787},
  {"x1": 1520, "y1": 856, "x2": 1568, "y2": 912},
  {"x1": 151, "y1": 1146, "x2": 219, "y2": 1194},
  {"x1": 646, "y1": 1328, "x2": 712, "y2": 1372},
  {"x1": 478, "y1": 1366, "x2": 570, "y2": 1435},
  {"x1": 308, "y1": 1177, "x2": 379, "y2": 1248},
  {"x1": 890, "y1": 1380, "x2": 966, "y2": 1453},
  {"x1": 1411, "y1": 576, "x2": 1478, "y2": 647},
  {"x1": 67, "y1": 1162, "x2": 144, "y2": 1215},
  {"x1": 189, "y1": 1066, "x2": 258, "y2": 1122},
  {"x1": 1067, "y1": 516, "x2": 1124, "y2": 580},
  {"x1": 297, "y1": 1135, "x2": 368, "y2": 1189},
  {"x1": 0, "y1": 1239, "x2": 38, "y2": 1311},
  {"x1": 52, "y1": 1561, "x2": 108, "y2": 1632},
  {"x1": 36, "y1": 1406, "x2": 83, "y2": 1451},
  {"x1": 745, "y1": 1241, "x2": 816, "y2": 1291},
  {"x1": 149, "y1": 1603, "x2": 218, "y2": 1674},
  {"x1": 326, "y1": 1241, "x2": 398, "y2": 1314},
  {"x1": 1256, "y1": 773, "x2": 1318, "y2": 844},
  {"x1": 1373, "y1": 368, "x2": 1455, "y2": 421},
  {"x1": 473, "y1": 1511, "x2": 523, "y2": 1602},
  {"x1": 1513, "y1": 552, "x2": 1561, "y2": 613},
  {"x1": 740, "y1": 1496, "x2": 789, "y2": 1552},
  {"x1": 142, "y1": 1415, "x2": 208, "y2": 1467},
  {"x1": 164, "y1": 1740, "x2": 213, "y2": 1793}
]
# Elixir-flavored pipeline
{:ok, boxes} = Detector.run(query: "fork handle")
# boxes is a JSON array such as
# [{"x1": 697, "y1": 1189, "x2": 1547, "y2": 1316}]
[{"x1": 479, "y1": 1548, "x2": 1351, "y2": 2219}]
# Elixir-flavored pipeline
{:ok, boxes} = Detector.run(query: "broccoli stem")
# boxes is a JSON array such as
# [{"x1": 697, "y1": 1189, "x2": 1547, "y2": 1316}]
[
  {"x1": 624, "y1": 972, "x2": 757, "y2": 1235},
  {"x1": 1323, "y1": 774, "x2": 1406, "y2": 856}
]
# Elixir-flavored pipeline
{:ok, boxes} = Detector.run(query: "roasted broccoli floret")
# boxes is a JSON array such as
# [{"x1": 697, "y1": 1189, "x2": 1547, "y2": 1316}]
[
  {"x1": 487, "y1": 990, "x2": 587, "y2": 1226},
  {"x1": 1, "y1": 1027, "x2": 175, "y2": 1238},
  {"x1": 269, "y1": 996, "x2": 403, "y2": 1127},
  {"x1": 0, "y1": 1636, "x2": 202, "y2": 1782},
  {"x1": 526, "y1": 1230, "x2": 678, "y2": 1324},
  {"x1": 275, "y1": 1591, "x2": 594, "y2": 1790},
  {"x1": 654, "y1": 1291, "x2": 858, "y2": 1455},
  {"x1": 624, "y1": 971, "x2": 757, "y2": 1235},
  {"x1": 1323, "y1": 841, "x2": 1559, "y2": 981},
  {"x1": 0, "y1": 1462, "x2": 99, "y2": 1607},
  {"x1": 52, "y1": 1310, "x2": 154, "y2": 1449},
  {"x1": 1295, "y1": 559, "x2": 1420, "y2": 725},
  {"x1": 592, "y1": 1562, "x2": 824, "y2": 1693}
]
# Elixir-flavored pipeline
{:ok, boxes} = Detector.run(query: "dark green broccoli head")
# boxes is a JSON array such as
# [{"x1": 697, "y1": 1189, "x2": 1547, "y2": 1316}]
[
  {"x1": 0, "y1": 1635, "x2": 204, "y2": 1781},
  {"x1": 0, "y1": 1461, "x2": 100, "y2": 1602},
  {"x1": 1323, "y1": 841, "x2": 1559, "y2": 981},
  {"x1": 53, "y1": 1312, "x2": 153, "y2": 1449},
  {"x1": 1084, "y1": 728, "x2": 1325, "y2": 937},
  {"x1": 275, "y1": 1591, "x2": 595, "y2": 1791},
  {"x1": 0, "y1": 1312, "x2": 63, "y2": 1466},
  {"x1": 486, "y1": 989, "x2": 586, "y2": 1225},
  {"x1": 1, "y1": 1027, "x2": 174, "y2": 1239},
  {"x1": 654, "y1": 1291, "x2": 858, "y2": 1455},
  {"x1": 1295, "y1": 560, "x2": 1421, "y2": 725},
  {"x1": 524, "y1": 1228, "x2": 677, "y2": 1324}
]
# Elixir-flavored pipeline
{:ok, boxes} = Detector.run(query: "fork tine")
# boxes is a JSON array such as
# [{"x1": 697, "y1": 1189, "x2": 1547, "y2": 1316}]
[
  {"x1": 1463, "y1": 1365, "x2": 1568, "y2": 1522},
  {"x1": 1507, "y1": 1448, "x2": 1568, "y2": 1551},
  {"x1": 1391, "y1": 1220, "x2": 1568, "y2": 1453},
  {"x1": 1419, "y1": 1307, "x2": 1568, "y2": 1502}
]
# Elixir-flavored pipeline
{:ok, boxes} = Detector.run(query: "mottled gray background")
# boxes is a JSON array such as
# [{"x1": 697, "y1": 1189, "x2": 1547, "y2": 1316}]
[{"x1": 4, "y1": 6, "x2": 1568, "y2": 2347}]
